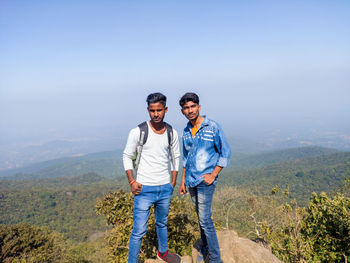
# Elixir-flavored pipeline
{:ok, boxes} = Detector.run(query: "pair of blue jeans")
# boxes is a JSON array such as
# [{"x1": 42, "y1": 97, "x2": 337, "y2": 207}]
[
  {"x1": 189, "y1": 181, "x2": 221, "y2": 263},
  {"x1": 128, "y1": 183, "x2": 174, "y2": 263}
]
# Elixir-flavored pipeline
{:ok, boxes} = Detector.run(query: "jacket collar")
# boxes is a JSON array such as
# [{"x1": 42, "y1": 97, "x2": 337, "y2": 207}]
[{"x1": 185, "y1": 115, "x2": 209, "y2": 132}]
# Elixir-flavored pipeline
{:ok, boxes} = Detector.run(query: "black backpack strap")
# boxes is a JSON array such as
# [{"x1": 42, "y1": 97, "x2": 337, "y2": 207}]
[
  {"x1": 138, "y1": 121, "x2": 148, "y2": 146},
  {"x1": 165, "y1": 122, "x2": 175, "y2": 168},
  {"x1": 165, "y1": 122, "x2": 173, "y2": 146}
]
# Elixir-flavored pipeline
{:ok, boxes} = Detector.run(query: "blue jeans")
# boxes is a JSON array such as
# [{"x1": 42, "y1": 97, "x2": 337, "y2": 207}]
[
  {"x1": 189, "y1": 182, "x2": 221, "y2": 263},
  {"x1": 128, "y1": 183, "x2": 173, "y2": 263}
]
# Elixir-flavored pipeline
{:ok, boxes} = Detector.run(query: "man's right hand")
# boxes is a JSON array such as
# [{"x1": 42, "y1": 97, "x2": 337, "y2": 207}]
[
  {"x1": 179, "y1": 183, "x2": 186, "y2": 195},
  {"x1": 131, "y1": 182, "x2": 142, "y2": 195}
]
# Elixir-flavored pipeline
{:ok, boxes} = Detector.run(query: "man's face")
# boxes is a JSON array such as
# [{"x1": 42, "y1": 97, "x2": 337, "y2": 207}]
[
  {"x1": 181, "y1": 101, "x2": 201, "y2": 121},
  {"x1": 148, "y1": 102, "x2": 168, "y2": 123}
]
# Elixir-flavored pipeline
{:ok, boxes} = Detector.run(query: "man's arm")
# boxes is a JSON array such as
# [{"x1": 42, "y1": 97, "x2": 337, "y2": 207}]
[
  {"x1": 201, "y1": 166, "x2": 223, "y2": 185},
  {"x1": 171, "y1": 170, "x2": 178, "y2": 188},
  {"x1": 123, "y1": 128, "x2": 142, "y2": 195},
  {"x1": 214, "y1": 123, "x2": 232, "y2": 168},
  {"x1": 126, "y1": 169, "x2": 142, "y2": 195},
  {"x1": 179, "y1": 167, "x2": 186, "y2": 195},
  {"x1": 179, "y1": 132, "x2": 188, "y2": 195},
  {"x1": 170, "y1": 129, "x2": 180, "y2": 187},
  {"x1": 202, "y1": 123, "x2": 231, "y2": 185}
]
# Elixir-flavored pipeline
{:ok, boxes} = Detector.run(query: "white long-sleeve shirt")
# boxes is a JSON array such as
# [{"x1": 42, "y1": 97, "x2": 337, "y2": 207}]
[{"x1": 123, "y1": 121, "x2": 180, "y2": 186}]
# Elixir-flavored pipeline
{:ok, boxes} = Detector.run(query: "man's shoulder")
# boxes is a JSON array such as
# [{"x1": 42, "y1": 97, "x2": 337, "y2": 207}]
[
  {"x1": 130, "y1": 121, "x2": 148, "y2": 132},
  {"x1": 204, "y1": 117, "x2": 220, "y2": 129},
  {"x1": 128, "y1": 126, "x2": 141, "y2": 137}
]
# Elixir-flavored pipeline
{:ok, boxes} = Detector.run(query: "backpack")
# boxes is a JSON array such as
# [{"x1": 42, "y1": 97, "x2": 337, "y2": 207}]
[{"x1": 133, "y1": 121, "x2": 175, "y2": 172}]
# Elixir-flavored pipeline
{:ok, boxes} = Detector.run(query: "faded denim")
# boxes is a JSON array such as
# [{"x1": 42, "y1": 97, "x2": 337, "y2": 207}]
[
  {"x1": 189, "y1": 182, "x2": 221, "y2": 263},
  {"x1": 128, "y1": 183, "x2": 173, "y2": 263},
  {"x1": 182, "y1": 116, "x2": 231, "y2": 188}
]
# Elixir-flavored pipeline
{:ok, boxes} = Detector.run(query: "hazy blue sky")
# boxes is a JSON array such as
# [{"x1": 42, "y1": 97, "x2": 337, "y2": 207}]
[{"x1": 1, "y1": 0, "x2": 349, "y2": 144}]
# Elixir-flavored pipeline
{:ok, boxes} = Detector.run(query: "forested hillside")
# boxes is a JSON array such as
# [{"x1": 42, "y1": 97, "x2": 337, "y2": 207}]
[
  {"x1": 220, "y1": 152, "x2": 350, "y2": 204},
  {"x1": 0, "y1": 146, "x2": 337, "y2": 180},
  {"x1": 230, "y1": 146, "x2": 338, "y2": 170},
  {"x1": 0, "y1": 173, "x2": 127, "y2": 241}
]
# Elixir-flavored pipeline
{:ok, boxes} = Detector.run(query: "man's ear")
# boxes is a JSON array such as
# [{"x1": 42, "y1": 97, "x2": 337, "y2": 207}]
[
  {"x1": 198, "y1": 105, "x2": 201, "y2": 112},
  {"x1": 181, "y1": 108, "x2": 185, "y2": 115},
  {"x1": 165, "y1": 106, "x2": 168, "y2": 113}
]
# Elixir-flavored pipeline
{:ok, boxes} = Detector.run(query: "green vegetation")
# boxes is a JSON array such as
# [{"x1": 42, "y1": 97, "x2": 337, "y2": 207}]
[
  {"x1": 1, "y1": 146, "x2": 349, "y2": 262},
  {"x1": 0, "y1": 223, "x2": 68, "y2": 263},
  {"x1": 230, "y1": 146, "x2": 338, "y2": 170},
  {"x1": 220, "y1": 152, "x2": 350, "y2": 204},
  {"x1": 0, "y1": 223, "x2": 109, "y2": 263},
  {"x1": 257, "y1": 180, "x2": 350, "y2": 263},
  {"x1": 95, "y1": 190, "x2": 199, "y2": 263},
  {"x1": 0, "y1": 173, "x2": 127, "y2": 241}
]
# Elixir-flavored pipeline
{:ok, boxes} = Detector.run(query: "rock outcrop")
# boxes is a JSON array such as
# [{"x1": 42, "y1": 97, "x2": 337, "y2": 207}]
[{"x1": 145, "y1": 230, "x2": 282, "y2": 263}]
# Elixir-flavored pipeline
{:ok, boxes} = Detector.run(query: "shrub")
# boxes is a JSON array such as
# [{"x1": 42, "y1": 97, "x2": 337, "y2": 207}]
[
  {"x1": 95, "y1": 190, "x2": 198, "y2": 263},
  {"x1": 0, "y1": 223, "x2": 67, "y2": 263},
  {"x1": 260, "y1": 188, "x2": 350, "y2": 262}
]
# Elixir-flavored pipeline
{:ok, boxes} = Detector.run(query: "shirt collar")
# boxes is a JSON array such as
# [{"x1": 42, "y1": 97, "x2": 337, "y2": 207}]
[{"x1": 185, "y1": 115, "x2": 209, "y2": 131}]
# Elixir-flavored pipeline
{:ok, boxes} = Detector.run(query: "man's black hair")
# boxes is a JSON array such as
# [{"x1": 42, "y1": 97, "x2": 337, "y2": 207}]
[
  {"x1": 146, "y1": 92, "x2": 167, "y2": 106},
  {"x1": 179, "y1": 92, "x2": 199, "y2": 108}
]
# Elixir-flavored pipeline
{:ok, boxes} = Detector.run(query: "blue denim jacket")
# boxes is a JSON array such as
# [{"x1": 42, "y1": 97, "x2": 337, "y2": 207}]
[{"x1": 182, "y1": 116, "x2": 231, "y2": 187}]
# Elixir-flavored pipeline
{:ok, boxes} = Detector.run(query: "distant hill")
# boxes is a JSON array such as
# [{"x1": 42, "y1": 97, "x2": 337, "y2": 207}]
[
  {"x1": 227, "y1": 137, "x2": 272, "y2": 154},
  {"x1": 0, "y1": 138, "x2": 126, "y2": 171},
  {"x1": 0, "y1": 150, "x2": 124, "y2": 179},
  {"x1": 1, "y1": 146, "x2": 340, "y2": 181},
  {"x1": 220, "y1": 151, "x2": 350, "y2": 204},
  {"x1": 230, "y1": 146, "x2": 339, "y2": 170}
]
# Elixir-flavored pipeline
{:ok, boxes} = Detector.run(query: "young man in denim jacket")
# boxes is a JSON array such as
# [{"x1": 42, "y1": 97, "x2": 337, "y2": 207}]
[
  {"x1": 179, "y1": 92, "x2": 231, "y2": 263},
  {"x1": 123, "y1": 93, "x2": 181, "y2": 263}
]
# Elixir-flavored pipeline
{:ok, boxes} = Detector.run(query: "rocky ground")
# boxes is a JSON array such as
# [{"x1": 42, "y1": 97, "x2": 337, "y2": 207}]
[{"x1": 144, "y1": 230, "x2": 282, "y2": 263}]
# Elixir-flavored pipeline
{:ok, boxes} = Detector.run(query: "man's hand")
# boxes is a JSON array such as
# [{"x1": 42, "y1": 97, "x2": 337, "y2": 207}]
[
  {"x1": 201, "y1": 173, "x2": 216, "y2": 185},
  {"x1": 131, "y1": 182, "x2": 142, "y2": 195},
  {"x1": 179, "y1": 182, "x2": 186, "y2": 195},
  {"x1": 171, "y1": 181, "x2": 176, "y2": 188}
]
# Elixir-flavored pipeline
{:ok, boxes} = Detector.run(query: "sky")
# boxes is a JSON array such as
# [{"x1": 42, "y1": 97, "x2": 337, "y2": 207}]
[{"x1": 1, "y1": 0, "x2": 349, "y2": 145}]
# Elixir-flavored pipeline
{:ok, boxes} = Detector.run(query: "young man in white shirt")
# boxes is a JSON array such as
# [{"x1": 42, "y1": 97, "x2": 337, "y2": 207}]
[{"x1": 123, "y1": 93, "x2": 181, "y2": 263}]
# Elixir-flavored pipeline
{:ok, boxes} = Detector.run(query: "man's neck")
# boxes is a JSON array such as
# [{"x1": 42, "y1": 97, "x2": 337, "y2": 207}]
[
  {"x1": 149, "y1": 120, "x2": 166, "y2": 133},
  {"x1": 190, "y1": 115, "x2": 204, "y2": 128}
]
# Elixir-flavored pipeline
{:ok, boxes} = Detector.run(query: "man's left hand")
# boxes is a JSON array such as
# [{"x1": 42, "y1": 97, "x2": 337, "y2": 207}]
[{"x1": 201, "y1": 173, "x2": 216, "y2": 185}]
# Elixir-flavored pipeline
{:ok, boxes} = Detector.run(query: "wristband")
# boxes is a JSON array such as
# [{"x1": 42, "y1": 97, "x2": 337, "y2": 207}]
[{"x1": 129, "y1": 180, "x2": 136, "y2": 185}]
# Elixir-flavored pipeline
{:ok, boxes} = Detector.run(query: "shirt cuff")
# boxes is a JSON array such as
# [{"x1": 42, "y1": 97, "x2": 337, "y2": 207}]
[{"x1": 217, "y1": 157, "x2": 229, "y2": 167}]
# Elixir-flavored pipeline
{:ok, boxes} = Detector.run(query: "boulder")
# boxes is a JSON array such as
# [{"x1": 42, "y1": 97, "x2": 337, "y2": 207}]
[
  {"x1": 215, "y1": 230, "x2": 282, "y2": 263},
  {"x1": 145, "y1": 230, "x2": 282, "y2": 263}
]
